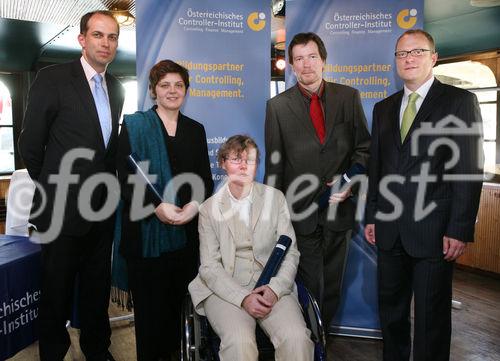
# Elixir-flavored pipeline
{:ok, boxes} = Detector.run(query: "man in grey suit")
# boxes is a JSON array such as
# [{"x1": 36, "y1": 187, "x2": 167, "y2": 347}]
[
  {"x1": 19, "y1": 11, "x2": 124, "y2": 361},
  {"x1": 264, "y1": 32, "x2": 371, "y2": 327},
  {"x1": 365, "y1": 29, "x2": 483, "y2": 361}
]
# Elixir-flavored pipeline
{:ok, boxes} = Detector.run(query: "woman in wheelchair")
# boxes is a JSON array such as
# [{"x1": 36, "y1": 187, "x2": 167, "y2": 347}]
[{"x1": 188, "y1": 135, "x2": 314, "y2": 361}]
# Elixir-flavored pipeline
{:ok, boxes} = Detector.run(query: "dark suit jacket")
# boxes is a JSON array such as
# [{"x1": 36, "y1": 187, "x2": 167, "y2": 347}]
[
  {"x1": 264, "y1": 82, "x2": 371, "y2": 235},
  {"x1": 19, "y1": 59, "x2": 125, "y2": 236},
  {"x1": 366, "y1": 79, "x2": 483, "y2": 257}
]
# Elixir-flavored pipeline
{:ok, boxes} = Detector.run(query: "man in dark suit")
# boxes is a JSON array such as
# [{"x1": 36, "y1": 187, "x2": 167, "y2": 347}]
[
  {"x1": 365, "y1": 29, "x2": 483, "y2": 361},
  {"x1": 18, "y1": 11, "x2": 124, "y2": 361},
  {"x1": 264, "y1": 32, "x2": 371, "y2": 327}
]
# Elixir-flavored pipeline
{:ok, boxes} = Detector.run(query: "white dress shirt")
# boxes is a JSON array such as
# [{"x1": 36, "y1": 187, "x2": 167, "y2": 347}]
[
  {"x1": 80, "y1": 56, "x2": 111, "y2": 108},
  {"x1": 399, "y1": 76, "x2": 435, "y2": 126},
  {"x1": 227, "y1": 183, "x2": 254, "y2": 229}
]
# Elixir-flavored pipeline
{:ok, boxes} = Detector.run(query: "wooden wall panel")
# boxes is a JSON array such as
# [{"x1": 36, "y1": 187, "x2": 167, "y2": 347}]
[{"x1": 458, "y1": 183, "x2": 500, "y2": 274}]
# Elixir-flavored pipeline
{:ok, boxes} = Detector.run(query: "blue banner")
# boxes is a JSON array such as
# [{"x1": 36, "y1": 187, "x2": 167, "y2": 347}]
[
  {"x1": 286, "y1": 0, "x2": 424, "y2": 129},
  {"x1": 0, "y1": 235, "x2": 41, "y2": 360},
  {"x1": 136, "y1": 0, "x2": 270, "y2": 186},
  {"x1": 286, "y1": 0, "x2": 423, "y2": 337}
]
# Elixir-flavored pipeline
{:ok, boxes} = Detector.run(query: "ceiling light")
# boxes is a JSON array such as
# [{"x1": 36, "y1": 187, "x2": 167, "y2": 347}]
[
  {"x1": 276, "y1": 58, "x2": 286, "y2": 70},
  {"x1": 272, "y1": 0, "x2": 285, "y2": 16},
  {"x1": 111, "y1": 8, "x2": 135, "y2": 26},
  {"x1": 275, "y1": 41, "x2": 285, "y2": 51}
]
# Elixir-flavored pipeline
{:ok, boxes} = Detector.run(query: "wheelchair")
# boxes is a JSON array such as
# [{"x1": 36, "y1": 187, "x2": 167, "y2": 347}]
[{"x1": 181, "y1": 282, "x2": 326, "y2": 361}]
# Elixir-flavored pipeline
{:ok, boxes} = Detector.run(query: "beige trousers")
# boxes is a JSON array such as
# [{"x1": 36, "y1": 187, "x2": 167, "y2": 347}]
[{"x1": 203, "y1": 293, "x2": 314, "y2": 361}]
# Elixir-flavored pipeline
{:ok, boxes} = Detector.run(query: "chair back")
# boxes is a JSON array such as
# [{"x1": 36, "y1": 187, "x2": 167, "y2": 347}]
[{"x1": 5, "y1": 169, "x2": 35, "y2": 236}]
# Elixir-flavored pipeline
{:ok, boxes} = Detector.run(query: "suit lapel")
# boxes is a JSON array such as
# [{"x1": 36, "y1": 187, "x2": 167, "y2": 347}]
[
  {"x1": 70, "y1": 60, "x2": 106, "y2": 151},
  {"x1": 105, "y1": 74, "x2": 122, "y2": 152},
  {"x1": 218, "y1": 187, "x2": 237, "y2": 241},
  {"x1": 250, "y1": 184, "x2": 264, "y2": 232},
  {"x1": 402, "y1": 79, "x2": 445, "y2": 147},
  {"x1": 285, "y1": 86, "x2": 321, "y2": 145},
  {"x1": 403, "y1": 80, "x2": 446, "y2": 170},
  {"x1": 391, "y1": 91, "x2": 404, "y2": 150},
  {"x1": 323, "y1": 82, "x2": 343, "y2": 144}
]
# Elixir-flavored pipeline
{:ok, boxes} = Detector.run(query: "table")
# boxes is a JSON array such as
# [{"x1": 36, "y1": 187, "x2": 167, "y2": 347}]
[{"x1": 0, "y1": 235, "x2": 41, "y2": 361}]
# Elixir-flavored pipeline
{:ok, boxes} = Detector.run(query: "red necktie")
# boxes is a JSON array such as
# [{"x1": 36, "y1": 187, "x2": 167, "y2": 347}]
[{"x1": 310, "y1": 93, "x2": 326, "y2": 144}]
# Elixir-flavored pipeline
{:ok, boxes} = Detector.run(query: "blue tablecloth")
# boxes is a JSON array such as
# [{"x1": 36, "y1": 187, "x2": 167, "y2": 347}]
[{"x1": 0, "y1": 235, "x2": 41, "y2": 361}]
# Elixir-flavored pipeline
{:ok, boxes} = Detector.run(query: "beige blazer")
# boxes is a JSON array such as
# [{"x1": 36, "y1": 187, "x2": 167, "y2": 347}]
[{"x1": 188, "y1": 182, "x2": 299, "y2": 316}]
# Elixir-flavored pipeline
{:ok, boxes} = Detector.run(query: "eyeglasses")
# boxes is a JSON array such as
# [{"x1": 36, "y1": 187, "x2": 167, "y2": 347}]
[
  {"x1": 394, "y1": 48, "x2": 433, "y2": 59},
  {"x1": 226, "y1": 157, "x2": 257, "y2": 165}
]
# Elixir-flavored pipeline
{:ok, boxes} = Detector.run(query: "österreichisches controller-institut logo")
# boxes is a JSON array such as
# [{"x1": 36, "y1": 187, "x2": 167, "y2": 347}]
[
  {"x1": 247, "y1": 12, "x2": 266, "y2": 31},
  {"x1": 397, "y1": 8, "x2": 418, "y2": 29}
]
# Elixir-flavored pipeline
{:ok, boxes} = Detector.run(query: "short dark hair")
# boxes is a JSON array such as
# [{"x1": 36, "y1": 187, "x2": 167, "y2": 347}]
[
  {"x1": 148, "y1": 60, "x2": 190, "y2": 99},
  {"x1": 288, "y1": 32, "x2": 327, "y2": 65},
  {"x1": 217, "y1": 135, "x2": 260, "y2": 166},
  {"x1": 396, "y1": 29, "x2": 436, "y2": 52},
  {"x1": 80, "y1": 11, "x2": 120, "y2": 35}
]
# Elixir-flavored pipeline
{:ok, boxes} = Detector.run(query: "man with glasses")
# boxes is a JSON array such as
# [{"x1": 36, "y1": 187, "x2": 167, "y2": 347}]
[
  {"x1": 365, "y1": 29, "x2": 483, "y2": 361},
  {"x1": 264, "y1": 32, "x2": 371, "y2": 329}
]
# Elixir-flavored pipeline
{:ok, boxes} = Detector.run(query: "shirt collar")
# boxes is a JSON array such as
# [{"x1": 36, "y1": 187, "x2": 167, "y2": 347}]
[
  {"x1": 80, "y1": 56, "x2": 106, "y2": 83},
  {"x1": 226, "y1": 182, "x2": 254, "y2": 203},
  {"x1": 404, "y1": 76, "x2": 434, "y2": 100},
  {"x1": 297, "y1": 80, "x2": 325, "y2": 100}
]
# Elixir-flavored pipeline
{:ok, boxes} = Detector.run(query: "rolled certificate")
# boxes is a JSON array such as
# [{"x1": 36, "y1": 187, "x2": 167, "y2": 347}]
[
  {"x1": 318, "y1": 163, "x2": 366, "y2": 210},
  {"x1": 127, "y1": 153, "x2": 164, "y2": 206},
  {"x1": 254, "y1": 235, "x2": 292, "y2": 289}
]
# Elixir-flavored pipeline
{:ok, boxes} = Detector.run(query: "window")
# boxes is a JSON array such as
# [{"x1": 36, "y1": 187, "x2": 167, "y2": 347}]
[
  {"x1": 121, "y1": 79, "x2": 138, "y2": 123},
  {"x1": 0, "y1": 80, "x2": 14, "y2": 174},
  {"x1": 434, "y1": 54, "x2": 499, "y2": 182},
  {"x1": 270, "y1": 80, "x2": 285, "y2": 98}
]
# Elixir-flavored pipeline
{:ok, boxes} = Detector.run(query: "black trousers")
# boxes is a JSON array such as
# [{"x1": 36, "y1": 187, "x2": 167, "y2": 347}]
[
  {"x1": 127, "y1": 247, "x2": 197, "y2": 361},
  {"x1": 296, "y1": 225, "x2": 351, "y2": 329},
  {"x1": 38, "y1": 222, "x2": 113, "y2": 361},
  {"x1": 377, "y1": 238, "x2": 453, "y2": 361}
]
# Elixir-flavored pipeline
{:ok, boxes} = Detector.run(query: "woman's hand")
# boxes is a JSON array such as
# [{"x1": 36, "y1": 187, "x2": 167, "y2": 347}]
[
  {"x1": 242, "y1": 293, "x2": 273, "y2": 319},
  {"x1": 252, "y1": 285, "x2": 278, "y2": 307},
  {"x1": 175, "y1": 201, "x2": 200, "y2": 225},
  {"x1": 154, "y1": 203, "x2": 182, "y2": 225}
]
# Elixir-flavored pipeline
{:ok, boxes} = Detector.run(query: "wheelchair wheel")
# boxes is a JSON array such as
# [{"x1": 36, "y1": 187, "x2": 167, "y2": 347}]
[
  {"x1": 182, "y1": 286, "x2": 327, "y2": 361},
  {"x1": 296, "y1": 282, "x2": 327, "y2": 361},
  {"x1": 181, "y1": 294, "x2": 203, "y2": 361},
  {"x1": 181, "y1": 294, "x2": 218, "y2": 361}
]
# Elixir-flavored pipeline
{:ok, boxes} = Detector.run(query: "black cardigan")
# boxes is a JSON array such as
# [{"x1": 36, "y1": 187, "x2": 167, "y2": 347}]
[{"x1": 116, "y1": 110, "x2": 214, "y2": 259}]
